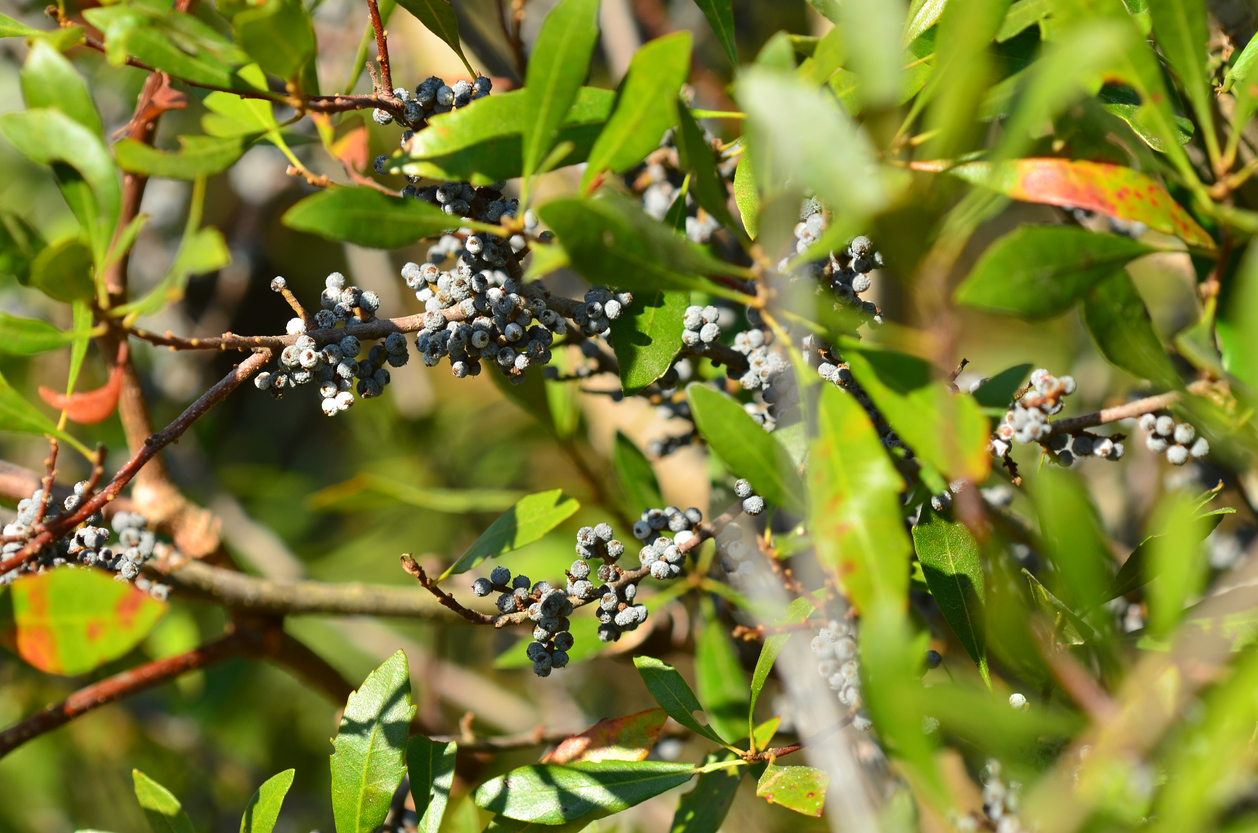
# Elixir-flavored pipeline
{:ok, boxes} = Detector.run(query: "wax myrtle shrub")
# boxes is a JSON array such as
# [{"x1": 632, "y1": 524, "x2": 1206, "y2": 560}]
[{"x1": 3, "y1": 0, "x2": 1258, "y2": 829}]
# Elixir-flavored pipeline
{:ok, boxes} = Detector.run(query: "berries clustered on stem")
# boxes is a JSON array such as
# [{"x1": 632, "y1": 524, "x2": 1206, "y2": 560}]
[
  {"x1": 990, "y1": 368, "x2": 1127, "y2": 467},
  {"x1": 784, "y1": 201, "x2": 884, "y2": 327},
  {"x1": 373, "y1": 74, "x2": 491, "y2": 128},
  {"x1": 733, "y1": 479, "x2": 765, "y2": 516},
  {"x1": 810, "y1": 618, "x2": 869, "y2": 730},
  {"x1": 471, "y1": 565, "x2": 575, "y2": 677},
  {"x1": 1138, "y1": 413, "x2": 1209, "y2": 465},
  {"x1": 1, "y1": 484, "x2": 167, "y2": 599}
]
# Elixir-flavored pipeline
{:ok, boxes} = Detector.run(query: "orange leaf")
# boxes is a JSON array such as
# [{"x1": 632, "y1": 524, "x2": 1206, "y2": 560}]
[
  {"x1": 915, "y1": 158, "x2": 1215, "y2": 249},
  {"x1": 331, "y1": 124, "x2": 369, "y2": 173},
  {"x1": 39, "y1": 341, "x2": 126, "y2": 424},
  {"x1": 540, "y1": 708, "x2": 668, "y2": 764}
]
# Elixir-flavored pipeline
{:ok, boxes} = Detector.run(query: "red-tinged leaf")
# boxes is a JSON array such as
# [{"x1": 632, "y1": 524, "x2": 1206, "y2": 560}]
[
  {"x1": 331, "y1": 122, "x2": 370, "y2": 173},
  {"x1": 38, "y1": 341, "x2": 125, "y2": 424},
  {"x1": 915, "y1": 158, "x2": 1214, "y2": 250},
  {"x1": 755, "y1": 763, "x2": 828, "y2": 817},
  {"x1": 540, "y1": 708, "x2": 668, "y2": 764},
  {"x1": 11, "y1": 567, "x2": 167, "y2": 675}
]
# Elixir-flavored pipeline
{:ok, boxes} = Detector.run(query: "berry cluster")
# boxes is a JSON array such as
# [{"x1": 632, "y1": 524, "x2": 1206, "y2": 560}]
[
  {"x1": 733, "y1": 479, "x2": 765, "y2": 516},
  {"x1": 472, "y1": 565, "x2": 574, "y2": 677},
  {"x1": 977, "y1": 759, "x2": 1028, "y2": 833},
  {"x1": 784, "y1": 201, "x2": 884, "y2": 327},
  {"x1": 1045, "y1": 431, "x2": 1125, "y2": 468},
  {"x1": 594, "y1": 581, "x2": 648, "y2": 644},
  {"x1": 572, "y1": 522, "x2": 626, "y2": 589},
  {"x1": 1, "y1": 484, "x2": 168, "y2": 599},
  {"x1": 627, "y1": 133, "x2": 732, "y2": 244},
  {"x1": 632, "y1": 506, "x2": 701, "y2": 580},
  {"x1": 1138, "y1": 413, "x2": 1209, "y2": 465},
  {"x1": 994, "y1": 369, "x2": 1077, "y2": 450},
  {"x1": 733, "y1": 328, "x2": 790, "y2": 406},
  {"x1": 810, "y1": 619, "x2": 871, "y2": 731},
  {"x1": 681, "y1": 305, "x2": 723, "y2": 350},
  {"x1": 373, "y1": 75, "x2": 491, "y2": 128}
]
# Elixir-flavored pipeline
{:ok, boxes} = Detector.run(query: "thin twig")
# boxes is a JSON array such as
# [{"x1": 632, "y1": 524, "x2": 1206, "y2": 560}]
[
  {"x1": 366, "y1": 0, "x2": 393, "y2": 95},
  {"x1": 1044, "y1": 390, "x2": 1183, "y2": 437},
  {"x1": 400, "y1": 556, "x2": 498, "y2": 624},
  {"x1": 31, "y1": 440, "x2": 58, "y2": 527}
]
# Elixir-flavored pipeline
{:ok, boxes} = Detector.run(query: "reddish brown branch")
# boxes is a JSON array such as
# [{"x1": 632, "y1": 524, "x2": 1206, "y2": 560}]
[
  {"x1": 1044, "y1": 391, "x2": 1184, "y2": 437},
  {"x1": 366, "y1": 0, "x2": 393, "y2": 95},
  {"x1": 400, "y1": 556, "x2": 498, "y2": 624}
]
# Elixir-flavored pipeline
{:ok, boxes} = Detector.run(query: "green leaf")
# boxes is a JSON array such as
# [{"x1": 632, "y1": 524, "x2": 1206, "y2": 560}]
[
  {"x1": 911, "y1": 509, "x2": 989, "y2": 687},
  {"x1": 809, "y1": 385, "x2": 911, "y2": 613},
  {"x1": 674, "y1": 107, "x2": 738, "y2": 233},
  {"x1": 1103, "y1": 507, "x2": 1229, "y2": 602},
  {"x1": 995, "y1": 0, "x2": 1051, "y2": 41},
  {"x1": 0, "y1": 313, "x2": 76, "y2": 355},
  {"x1": 1023, "y1": 568, "x2": 1095, "y2": 646},
  {"x1": 440, "y1": 489, "x2": 580, "y2": 578},
  {"x1": 68, "y1": 303, "x2": 92, "y2": 398},
  {"x1": 906, "y1": 0, "x2": 947, "y2": 43},
  {"x1": 537, "y1": 193, "x2": 750, "y2": 302},
  {"x1": 84, "y1": 5, "x2": 252, "y2": 90},
  {"x1": 0, "y1": 211, "x2": 45, "y2": 283},
  {"x1": 669, "y1": 752, "x2": 741, "y2": 833},
  {"x1": 116, "y1": 135, "x2": 251, "y2": 180},
  {"x1": 1224, "y1": 26, "x2": 1258, "y2": 92},
  {"x1": 309, "y1": 473, "x2": 523, "y2": 514},
  {"x1": 748, "y1": 597, "x2": 813, "y2": 738},
  {"x1": 1034, "y1": 467, "x2": 1112, "y2": 615},
  {"x1": 611, "y1": 431, "x2": 663, "y2": 518},
  {"x1": 408, "y1": 736, "x2": 457, "y2": 833},
  {"x1": 1218, "y1": 238, "x2": 1258, "y2": 391},
  {"x1": 1082, "y1": 270, "x2": 1180, "y2": 388},
  {"x1": 234, "y1": 0, "x2": 315, "y2": 81},
  {"x1": 0, "y1": 368, "x2": 75, "y2": 446},
  {"x1": 21, "y1": 41, "x2": 103, "y2": 137},
  {"x1": 693, "y1": 0, "x2": 737, "y2": 65},
  {"x1": 394, "y1": 88, "x2": 615, "y2": 185},
  {"x1": 240, "y1": 769, "x2": 295, "y2": 833},
  {"x1": 395, "y1": 0, "x2": 474, "y2": 75},
  {"x1": 133, "y1": 771, "x2": 195, "y2": 833},
  {"x1": 29, "y1": 237, "x2": 95, "y2": 304},
  {"x1": 582, "y1": 32, "x2": 692, "y2": 190},
  {"x1": 970, "y1": 363, "x2": 1031, "y2": 409},
  {"x1": 1146, "y1": 493, "x2": 1211, "y2": 638},
  {"x1": 755, "y1": 764, "x2": 828, "y2": 817},
  {"x1": 687, "y1": 383, "x2": 806, "y2": 513},
  {"x1": 202, "y1": 72, "x2": 280, "y2": 136},
  {"x1": 733, "y1": 151, "x2": 758, "y2": 239},
  {"x1": 836, "y1": 0, "x2": 908, "y2": 109},
  {"x1": 521, "y1": 0, "x2": 601, "y2": 182},
  {"x1": 695, "y1": 611, "x2": 750, "y2": 743},
  {"x1": 954, "y1": 226, "x2": 1155, "y2": 320},
  {"x1": 0, "y1": 108, "x2": 121, "y2": 265},
  {"x1": 1098, "y1": 84, "x2": 1195, "y2": 152},
  {"x1": 736, "y1": 68, "x2": 886, "y2": 222},
  {"x1": 607, "y1": 290, "x2": 687, "y2": 395},
  {"x1": 10, "y1": 567, "x2": 168, "y2": 675},
  {"x1": 633, "y1": 656, "x2": 727, "y2": 745},
  {"x1": 1147, "y1": 0, "x2": 1217, "y2": 156},
  {"x1": 840, "y1": 344, "x2": 991, "y2": 483},
  {"x1": 475, "y1": 761, "x2": 697, "y2": 824},
  {"x1": 805, "y1": 0, "x2": 841, "y2": 24},
  {"x1": 283, "y1": 188, "x2": 464, "y2": 249},
  {"x1": 331, "y1": 650, "x2": 417, "y2": 833},
  {"x1": 1, "y1": 12, "x2": 42, "y2": 37}
]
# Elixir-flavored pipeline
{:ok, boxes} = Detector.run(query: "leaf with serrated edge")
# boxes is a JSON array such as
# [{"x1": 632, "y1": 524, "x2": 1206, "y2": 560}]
[
  {"x1": 441, "y1": 489, "x2": 580, "y2": 578},
  {"x1": 755, "y1": 764, "x2": 828, "y2": 817},
  {"x1": 330, "y1": 650, "x2": 416, "y2": 833},
  {"x1": 240, "y1": 769, "x2": 294, "y2": 833},
  {"x1": 408, "y1": 735, "x2": 457, "y2": 833},
  {"x1": 542, "y1": 708, "x2": 668, "y2": 764},
  {"x1": 912, "y1": 508, "x2": 989, "y2": 686},
  {"x1": 475, "y1": 761, "x2": 697, "y2": 824},
  {"x1": 134, "y1": 771, "x2": 195, "y2": 833},
  {"x1": 633, "y1": 656, "x2": 726, "y2": 745}
]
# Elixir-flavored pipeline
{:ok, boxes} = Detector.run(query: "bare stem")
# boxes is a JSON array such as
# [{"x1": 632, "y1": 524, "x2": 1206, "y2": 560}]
[{"x1": 1045, "y1": 391, "x2": 1183, "y2": 437}]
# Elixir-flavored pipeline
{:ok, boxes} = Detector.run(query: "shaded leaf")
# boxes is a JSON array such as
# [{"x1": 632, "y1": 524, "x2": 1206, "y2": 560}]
[
  {"x1": 441, "y1": 490, "x2": 580, "y2": 578},
  {"x1": 83, "y1": 5, "x2": 251, "y2": 90},
  {"x1": 134, "y1": 771, "x2": 194, "y2": 833},
  {"x1": 633, "y1": 656, "x2": 726, "y2": 745},
  {"x1": 0, "y1": 367, "x2": 74, "y2": 444},
  {"x1": 408, "y1": 735, "x2": 457, "y2": 833},
  {"x1": 674, "y1": 106, "x2": 738, "y2": 233},
  {"x1": 755, "y1": 764, "x2": 828, "y2": 817},
  {"x1": 954, "y1": 225, "x2": 1155, "y2": 319},
  {"x1": 1147, "y1": 0, "x2": 1217, "y2": 155},
  {"x1": 1082, "y1": 270, "x2": 1180, "y2": 388},
  {"x1": 809, "y1": 384, "x2": 911, "y2": 613},
  {"x1": 475, "y1": 761, "x2": 696, "y2": 824},
  {"x1": 1023, "y1": 568, "x2": 1095, "y2": 646},
  {"x1": 0, "y1": 313, "x2": 75, "y2": 355},
  {"x1": 995, "y1": 0, "x2": 1052, "y2": 41},
  {"x1": 582, "y1": 32, "x2": 692, "y2": 189},
  {"x1": 687, "y1": 383, "x2": 806, "y2": 512},
  {"x1": 283, "y1": 188, "x2": 463, "y2": 249},
  {"x1": 115, "y1": 135, "x2": 251, "y2": 180},
  {"x1": 611, "y1": 431, "x2": 663, "y2": 517},
  {"x1": 1104, "y1": 507, "x2": 1229, "y2": 603},
  {"x1": 541, "y1": 708, "x2": 668, "y2": 764},
  {"x1": 695, "y1": 612, "x2": 750, "y2": 743},
  {"x1": 749, "y1": 597, "x2": 814, "y2": 737},
  {"x1": 693, "y1": 0, "x2": 737, "y2": 65},
  {"x1": 521, "y1": 0, "x2": 601, "y2": 181},
  {"x1": 971, "y1": 363, "x2": 1032, "y2": 409},
  {"x1": 240, "y1": 769, "x2": 295, "y2": 833},
  {"x1": 670, "y1": 752, "x2": 741, "y2": 833},
  {"x1": 537, "y1": 193, "x2": 749, "y2": 302},
  {"x1": 942, "y1": 159, "x2": 1212, "y2": 249},
  {"x1": 235, "y1": 0, "x2": 315, "y2": 80},
  {"x1": 11, "y1": 567, "x2": 167, "y2": 675},
  {"x1": 912, "y1": 508, "x2": 989, "y2": 686},
  {"x1": 21, "y1": 41, "x2": 102, "y2": 137},
  {"x1": 395, "y1": 88, "x2": 614, "y2": 185},
  {"x1": 0, "y1": 211, "x2": 45, "y2": 283},
  {"x1": 835, "y1": 0, "x2": 908, "y2": 109},
  {"x1": 1034, "y1": 467, "x2": 1113, "y2": 615},
  {"x1": 1098, "y1": 84, "x2": 1195, "y2": 152},
  {"x1": 395, "y1": 0, "x2": 474, "y2": 75},
  {"x1": 1218, "y1": 237, "x2": 1258, "y2": 391},
  {"x1": 308, "y1": 473, "x2": 523, "y2": 514},
  {"x1": 330, "y1": 651, "x2": 416, "y2": 833},
  {"x1": 29, "y1": 237, "x2": 95, "y2": 303},
  {"x1": 607, "y1": 290, "x2": 687, "y2": 395}
]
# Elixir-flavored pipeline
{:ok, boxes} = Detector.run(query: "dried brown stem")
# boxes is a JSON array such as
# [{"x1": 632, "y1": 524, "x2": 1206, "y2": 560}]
[
  {"x1": 1044, "y1": 391, "x2": 1183, "y2": 437},
  {"x1": 400, "y1": 556, "x2": 498, "y2": 624},
  {"x1": 31, "y1": 440, "x2": 58, "y2": 527}
]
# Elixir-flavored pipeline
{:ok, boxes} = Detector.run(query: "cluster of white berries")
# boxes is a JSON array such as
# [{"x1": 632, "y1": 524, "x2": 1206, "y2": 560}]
[
  {"x1": 1138, "y1": 413, "x2": 1209, "y2": 465},
  {"x1": 810, "y1": 620, "x2": 872, "y2": 731},
  {"x1": 681, "y1": 304, "x2": 722, "y2": 350},
  {"x1": 632, "y1": 506, "x2": 702, "y2": 581},
  {"x1": 993, "y1": 368, "x2": 1076, "y2": 452},
  {"x1": 785, "y1": 200, "x2": 884, "y2": 327},
  {"x1": 630, "y1": 132, "x2": 730, "y2": 244},
  {"x1": 373, "y1": 75, "x2": 491, "y2": 128}
]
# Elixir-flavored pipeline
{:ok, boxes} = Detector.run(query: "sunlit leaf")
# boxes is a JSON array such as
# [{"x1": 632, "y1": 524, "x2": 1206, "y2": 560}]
[
  {"x1": 115, "y1": 135, "x2": 252, "y2": 180},
  {"x1": 134, "y1": 771, "x2": 194, "y2": 833},
  {"x1": 521, "y1": 0, "x2": 600, "y2": 181},
  {"x1": 633, "y1": 656, "x2": 726, "y2": 745},
  {"x1": 240, "y1": 769, "x2": 295, "y2": 833},
  {"x1": 21, "y1": 41, "x2": 103, "y2": 137},
  {"x1": 611, "y1": 431, "x2": 663, "y2": 515},
  {"x1": 440, "y1": 490, "x2": 580, "y2": 578},
  {"x1": 475, "y1": 761, "x2": 696, "y2": 824},
  {"x1": 0, "y1": 312, "x2": 76, "y2": 355},
  {"x1": 235, "y1": 0, "x2": 315, "y2": 80},
  {"x1": 755, "y1": 764, "x2": 828, "y2": 817},
  {"x1": 283, "y1": 187, "x2": 466, "y2": 249},
  {"x1": 541, "y1": 709, "x2": 668, "y2": 764}
]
